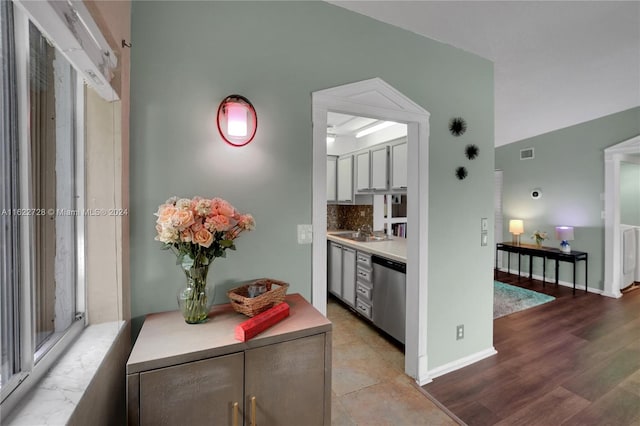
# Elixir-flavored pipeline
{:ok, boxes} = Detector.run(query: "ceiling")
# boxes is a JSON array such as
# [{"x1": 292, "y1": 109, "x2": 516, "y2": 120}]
[
  {"x1": 328, "y1": 1, "x2": 640, "y2": 147},
  {"x1": 327, "y1": 112, "x2": 379, "y2": 136}
]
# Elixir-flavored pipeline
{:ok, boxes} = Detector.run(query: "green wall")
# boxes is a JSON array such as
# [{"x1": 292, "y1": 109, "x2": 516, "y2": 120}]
[
  {"x1": 496, "y1": 107, "x2": 640, "y2": 290},
  {"x1": 621, "y1": 162, "x2": 640, "y2": 226},
  {"x1": 130, "y1": 1, "x2": 494, "y2": 370}
]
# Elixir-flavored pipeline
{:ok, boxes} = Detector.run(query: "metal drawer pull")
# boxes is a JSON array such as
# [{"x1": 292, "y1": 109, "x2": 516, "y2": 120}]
[
  {"x1": 251, "y1": 396, "x2": 256, "y2": 426},
  {"x1": 233, "y1": 402, "x2": 239, "y2": 426},
  {"x1": 357, "y1": 287, "x2": 366, "y2": 294}
]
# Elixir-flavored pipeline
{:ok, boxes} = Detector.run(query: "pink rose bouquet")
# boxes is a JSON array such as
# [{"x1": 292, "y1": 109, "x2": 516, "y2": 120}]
[
  {"x1": 155, "y1": 196, "x2": 255, "y2": 270},
  {"x1": 155, "y1": 196, "x2": 255, "y2": 323}
]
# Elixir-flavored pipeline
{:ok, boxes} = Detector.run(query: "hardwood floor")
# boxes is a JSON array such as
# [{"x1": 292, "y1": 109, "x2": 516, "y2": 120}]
[{"x1": 423, "y1": 272, "x2": 640, "y2": 426}]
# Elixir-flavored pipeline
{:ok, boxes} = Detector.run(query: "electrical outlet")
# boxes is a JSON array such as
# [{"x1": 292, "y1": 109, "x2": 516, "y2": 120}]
[
  {"x1": 360, "y1": 210, "x2": 365, "y2": 217},
  {"x1": 297, "y1": 224, "x2": 312, "y2": 244},
  {"x1": 456, "y1": 324, "x2": 464, "y2": 340}
]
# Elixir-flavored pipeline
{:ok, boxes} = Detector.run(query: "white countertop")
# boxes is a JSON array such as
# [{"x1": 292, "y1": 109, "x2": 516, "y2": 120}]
[{"x1": 327, "y1": 231, "x2": 407, "y2": 263}]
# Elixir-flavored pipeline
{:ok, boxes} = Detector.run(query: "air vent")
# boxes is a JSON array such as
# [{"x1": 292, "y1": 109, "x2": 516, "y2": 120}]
[{"x1": 520, "y1": 147, "x2": 535, "y2": 160}]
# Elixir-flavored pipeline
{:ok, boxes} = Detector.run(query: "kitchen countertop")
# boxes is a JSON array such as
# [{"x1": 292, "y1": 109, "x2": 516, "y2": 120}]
[{"x1": 327, "y1": 231, "x2": 407, "y2": 263}]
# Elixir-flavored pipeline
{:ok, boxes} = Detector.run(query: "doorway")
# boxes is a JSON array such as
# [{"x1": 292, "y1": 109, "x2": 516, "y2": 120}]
[
  {"x1": 604, "y1": 135, "x2": 640, "y2": 297},
  {"x1": 311, "y1": 78, "x2": 431, "y2": 384}
]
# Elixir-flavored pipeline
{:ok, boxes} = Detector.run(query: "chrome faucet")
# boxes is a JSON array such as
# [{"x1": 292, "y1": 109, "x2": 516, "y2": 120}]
[{"x1": 358, "y1": 224, "x2": 373, "y2": 237}]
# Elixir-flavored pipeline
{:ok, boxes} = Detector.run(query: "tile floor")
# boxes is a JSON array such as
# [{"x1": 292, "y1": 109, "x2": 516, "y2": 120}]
[{"x1": 327, "y1": 298, "x2": 458, "y2": 426}]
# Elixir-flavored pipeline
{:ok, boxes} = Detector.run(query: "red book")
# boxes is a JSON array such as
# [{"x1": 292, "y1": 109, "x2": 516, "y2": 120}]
[{"x1": 234, "y1": 302, "x2": 290, "y2": 342}]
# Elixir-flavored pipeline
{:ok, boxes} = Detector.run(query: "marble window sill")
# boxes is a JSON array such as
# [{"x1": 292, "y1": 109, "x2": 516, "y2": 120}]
[{"x1": 5, "y1": 320, "x2": 126, "y2": 425}]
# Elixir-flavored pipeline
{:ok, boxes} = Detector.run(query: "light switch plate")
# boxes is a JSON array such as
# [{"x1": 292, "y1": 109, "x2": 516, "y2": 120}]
[
  {"x1": 481, "y1": 232, "x2": 488, "y2": 246},
  {"x1": 297, "y1": 224, "x2": 313, "y2": 244},
  {"x1": 481, "y1": 217, "x2": 488, "y2": 231}
]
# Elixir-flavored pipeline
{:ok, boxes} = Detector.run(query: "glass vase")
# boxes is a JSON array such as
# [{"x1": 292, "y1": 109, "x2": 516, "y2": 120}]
[{"x1": 177, "y1": 266, "x2": 215, "y2": 324}]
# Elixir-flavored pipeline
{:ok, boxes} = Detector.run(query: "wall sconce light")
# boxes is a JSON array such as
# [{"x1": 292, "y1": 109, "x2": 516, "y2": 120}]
[
  {"x1": 216, "y1": 94, "x2": 257, "y2": 147},
  {"x1": 555, "y1": 226, "x2": 574, "y2": 253},
  {"x1": 509, "y1": 219, "x2": 524, "y2": 245}
]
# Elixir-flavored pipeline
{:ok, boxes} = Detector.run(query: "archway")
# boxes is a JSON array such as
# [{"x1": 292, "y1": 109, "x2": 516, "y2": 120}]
[{"x1": 311, "y1": 78, "x2": 431, "y2": 383}]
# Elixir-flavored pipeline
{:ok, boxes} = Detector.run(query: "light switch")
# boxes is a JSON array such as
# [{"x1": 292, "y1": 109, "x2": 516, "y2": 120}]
[
  {"x1": 481, "y1": 217, "x2": 488, "y2": 231},
  {"x1": 297, "y1": 224, "x2": 313, "y2": 244},
  {"x1": 481, "y1": 232, "x2": 488, "y2": 246}
]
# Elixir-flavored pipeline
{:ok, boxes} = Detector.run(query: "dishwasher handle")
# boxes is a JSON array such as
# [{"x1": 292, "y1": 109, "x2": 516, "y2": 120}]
[{"x1": 372, "y1": 255, "x2": 406, "y2": 274}]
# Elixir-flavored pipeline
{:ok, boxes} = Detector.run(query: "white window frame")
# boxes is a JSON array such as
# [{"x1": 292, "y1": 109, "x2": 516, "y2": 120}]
[{"x1": 0, "y1": 4, "x2": 87, "y2": 414}]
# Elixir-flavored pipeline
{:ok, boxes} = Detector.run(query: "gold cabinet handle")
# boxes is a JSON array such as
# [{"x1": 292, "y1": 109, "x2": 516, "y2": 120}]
[
  {"x1": 250, "y1": 396, "x2": 257, "y2": 426},
  {"x1": 232, "y1": 402, "x2": 239, "y2": 426}
]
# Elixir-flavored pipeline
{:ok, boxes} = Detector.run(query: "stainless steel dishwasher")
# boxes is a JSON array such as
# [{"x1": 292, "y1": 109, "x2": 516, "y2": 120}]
[{"x1": 372, "y1": 255, "x2": 406, "y2": 344}]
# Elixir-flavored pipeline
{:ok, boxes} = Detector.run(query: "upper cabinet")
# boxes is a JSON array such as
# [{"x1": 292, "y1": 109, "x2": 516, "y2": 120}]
[
  {"x1": 327, "y1": 156, "x2": 337, "y2": 203},
  {"x1": 355, "y1": 151, "x2": 370, "y2": 192},
  {"x1": 337, "y1": 155, "x2": 353, "y2": 203},
  {"x1": 391, "y1": 142, "x2": 407, "y2": 190},
  {"x1": 370, "y1": 145, "x2": 389, "y2": 190},
  {"x1": 328, "y1": 138, "x2": 406, "y2": 205}
]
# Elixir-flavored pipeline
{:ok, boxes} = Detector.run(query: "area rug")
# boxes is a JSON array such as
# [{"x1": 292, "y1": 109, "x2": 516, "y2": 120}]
[{"x1": 494, "y1": 281, "x2": 555, "y2": 319}]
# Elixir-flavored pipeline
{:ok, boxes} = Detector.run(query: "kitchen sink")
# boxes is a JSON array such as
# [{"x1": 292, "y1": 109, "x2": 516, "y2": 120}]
[{"x1": 340, "y1": 233, "x2": 390, "y2": 242}]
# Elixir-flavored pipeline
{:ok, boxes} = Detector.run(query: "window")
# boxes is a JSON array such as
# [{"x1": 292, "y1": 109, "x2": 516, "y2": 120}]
[{"x1": 1, "y1": 1, "x2": 85, "y2": 409}]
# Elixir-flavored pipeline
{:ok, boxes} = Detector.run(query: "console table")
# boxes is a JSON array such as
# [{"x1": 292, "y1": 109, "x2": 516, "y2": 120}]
[{"x1": 496, "y1": 242, "x2": 588, "y2": 294}]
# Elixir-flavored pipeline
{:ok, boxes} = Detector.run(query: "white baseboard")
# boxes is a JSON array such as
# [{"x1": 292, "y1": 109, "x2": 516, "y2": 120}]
[
  {"x1": 496, "y1": 267, "x2": 603, "y2": 295},
  {"x1": 424, "y1": 346, "x2": 497, "y2": 382}
]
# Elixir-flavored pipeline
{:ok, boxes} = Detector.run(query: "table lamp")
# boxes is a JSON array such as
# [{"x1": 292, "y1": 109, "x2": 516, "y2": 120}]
[
  {"x1": 555, "y1": 226, "x2": 574, "y2": 253},
  {"x1": 509, "y1": 219, "x2": 524, "y2": 245}
]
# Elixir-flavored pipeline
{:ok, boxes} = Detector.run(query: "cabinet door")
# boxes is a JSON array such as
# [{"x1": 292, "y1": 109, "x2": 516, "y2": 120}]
[
  {"x1": 328, "y1": 242, "x2": 342, "y2": 297},
  {"x1": 245, "y1": 334, "x2": 326, "y2": 426},
  {"x1": 326, "y1": 156, "x2": 337, "y2": 202},
  {"x1": 355, "y1": 151, "x2": 370, "y2": 192},
  {"x1": 342, "y1": 247, "x2": 356, "y2": 307},
  {"x1": 337, "y1": 155, "x2": 353, "y2": 202},
  {"x1": 371, "y1": 146, "x2": 388, "y2": 190},
  {"x1": 139, "y1": 352, "x2": 244, "y2": 426},
  {"x1": 391, "y1": 142, "x2": 407, "y2": 189}
]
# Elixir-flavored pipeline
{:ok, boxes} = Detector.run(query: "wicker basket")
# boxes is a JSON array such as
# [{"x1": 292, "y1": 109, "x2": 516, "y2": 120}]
[{"x1": 227, "y1": 278, "x2": 289, "y2": 317}]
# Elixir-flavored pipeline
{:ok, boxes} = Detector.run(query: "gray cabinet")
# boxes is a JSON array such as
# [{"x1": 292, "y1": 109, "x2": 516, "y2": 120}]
[
  {"x1": 139, "y1": 353, "x2": 244, "y2": 425},
  {"x1": 246, "y1": 334, "x2": 326, "y2": 425},
  {"x1": 337, "y1": 155, "x2": 353, "y2": 203},
  {"x1": 391, "y1": 142, "x2": 407, "y2": 190},
  {"x1": 370, "y1": 145, "x2": 389, "y2": 190},
  {"x1": 127, "y1": 295, "x2": 332, "y2": 426},
  {"x1": 355, "y1": 151, "x2": 370, "y2": 192},
  {"x1": 342, "y1": 247, "x2": 356, "y2": 307},
  {"x1": 327, "y1": 156, "x2": 337, "y2": 203},
  {"x1": 328, "y1": 242, "x2": 342, "y2": 297},
  {"x1": 327, "y1": 242, "x2": 356, "y2": 308}
]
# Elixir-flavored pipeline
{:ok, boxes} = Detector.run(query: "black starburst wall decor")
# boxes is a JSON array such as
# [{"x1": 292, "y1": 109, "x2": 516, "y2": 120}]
[
  {"x1": 465, "y1": 144, "x2": 479, "y2": 160},
  {"x1": 449, "y1": 117, "x2": 467, "y2": 136},
  {"x1": 455, "y1": 166, "x2": 468, "y2": 180}
]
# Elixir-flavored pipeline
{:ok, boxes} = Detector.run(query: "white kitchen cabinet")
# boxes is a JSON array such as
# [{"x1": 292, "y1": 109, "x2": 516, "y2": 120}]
[
  {"x1": 391, "y1": 142, "x2": 408, "y2": 190},
  {"x1": 337, "y1": 155, "x2": 353, "y2": 203},
  {"x1": 371, "y1": 145, "x2": 389, "y2": 190},
  {"x1": 342, "y1": 247, "x2": 356, "y2": 307},
  {"x1": 328, "y1": 241, "x2": 342, "y2": 297},
  {"x1": 327, "y1": 156, "x2": 337, "y2": 203},
  {"x1": 328, "y1": 241, "x2": 356, "y2": 307},
  {"x1": 355, "y1": 151, "x2": 370, "y2": 192}
]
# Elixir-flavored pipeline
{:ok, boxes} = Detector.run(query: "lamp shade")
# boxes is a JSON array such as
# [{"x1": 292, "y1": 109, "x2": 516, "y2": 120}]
[
  {"x1": 509, "y1": 219, "x2": 524, "y2": 235},
  {"x1": 216, "y1": 94, "x2": 257, "y2": 147},
  {"x1": 555, "y1": 226, "x2": 574, "y2": 241}
]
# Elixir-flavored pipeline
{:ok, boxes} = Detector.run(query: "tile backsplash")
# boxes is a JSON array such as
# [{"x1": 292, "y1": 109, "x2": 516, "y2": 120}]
[{"x1": 327, "y1": 204, "x2": 373, "y2": 231}]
